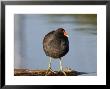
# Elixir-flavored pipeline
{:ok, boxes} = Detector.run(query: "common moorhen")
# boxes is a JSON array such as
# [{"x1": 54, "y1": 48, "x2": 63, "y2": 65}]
[{"x1": 43, "y1": 28, "x2": 69, "y2": 75}]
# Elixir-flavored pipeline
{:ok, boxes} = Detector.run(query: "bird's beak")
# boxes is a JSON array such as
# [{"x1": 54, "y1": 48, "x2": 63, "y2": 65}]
[{"x1": 64, "y1": 31, "x2": 69, "y2": 37}]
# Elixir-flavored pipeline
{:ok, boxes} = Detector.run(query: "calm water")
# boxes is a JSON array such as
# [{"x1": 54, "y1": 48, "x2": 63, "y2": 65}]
[{"x1": 14, "y1": 14, "x2": 97, "y2": 76}]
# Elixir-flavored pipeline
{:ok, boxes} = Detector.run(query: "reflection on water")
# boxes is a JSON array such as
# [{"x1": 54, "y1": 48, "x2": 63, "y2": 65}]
[{"x1": 14, "y1": 14, "x2": 97, "y2": 76}]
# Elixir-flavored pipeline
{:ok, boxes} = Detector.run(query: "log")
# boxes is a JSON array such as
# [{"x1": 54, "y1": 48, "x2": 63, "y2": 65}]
[{"x1": 14, "y1": 68, "x2": 79, "y2": 76}]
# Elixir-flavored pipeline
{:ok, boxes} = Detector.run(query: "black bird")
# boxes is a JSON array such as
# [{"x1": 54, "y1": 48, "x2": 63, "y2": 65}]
[{"x1": 43, "y1": 28, "x2": 69, "y2": 75}]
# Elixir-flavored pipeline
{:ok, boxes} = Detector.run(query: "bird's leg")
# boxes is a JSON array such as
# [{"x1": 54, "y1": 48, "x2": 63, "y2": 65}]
[
  {"x1": 46, "y1": 57, "x2": 55, "y2": 75},
  {"x1": 60, "y1": 58, "x2": 63, "y2": 71},
  {"x1": 48, "y1": 57, "x2": 52, "y2": 70},
  {"x1": 59, "y1": 58, "x2": 66, "y2": 76}
]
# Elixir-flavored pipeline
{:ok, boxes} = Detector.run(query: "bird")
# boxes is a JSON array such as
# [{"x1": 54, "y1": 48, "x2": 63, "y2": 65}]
[{"x1": 43, "y1": 28, "x2": 69, "y2": 75}]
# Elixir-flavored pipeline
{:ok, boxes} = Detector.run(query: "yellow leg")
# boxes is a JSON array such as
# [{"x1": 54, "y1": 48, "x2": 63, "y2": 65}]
[
  {"x1": 59, "y1": 58, "x2": 66, "y2": 76},
  {"x1": 48, "y1": 57, "x2": 54, "y2": 72},
  {"x1": 45, "y1": 57, "x2": 55, "y2": 75}
]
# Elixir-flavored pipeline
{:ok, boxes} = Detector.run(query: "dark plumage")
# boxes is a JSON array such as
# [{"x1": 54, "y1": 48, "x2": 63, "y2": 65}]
[
  {"x1": 43, "y1": 28, "x2": 69, "y2": 58},
  {"x1": 43, "y1": 28, "x2": 69, "y2": 75}
]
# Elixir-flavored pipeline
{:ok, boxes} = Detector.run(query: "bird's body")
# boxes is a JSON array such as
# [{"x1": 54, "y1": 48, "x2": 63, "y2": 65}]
[
  {"x1": 43, "y1": 29, "x2": 69, "y2": 58},
  {"x1": 43, "y1": 28, "x2": 69, "y2": 75}
]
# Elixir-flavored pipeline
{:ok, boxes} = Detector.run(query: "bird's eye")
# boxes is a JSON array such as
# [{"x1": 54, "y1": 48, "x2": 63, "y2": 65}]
[{"x1": 61, "y1": 29, "x2": 64, "y2": 32}]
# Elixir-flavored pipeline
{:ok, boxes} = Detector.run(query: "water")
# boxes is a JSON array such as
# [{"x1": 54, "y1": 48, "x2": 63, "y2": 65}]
[{"x1": 14, "y1": 14, "x2": 97, "y2": 76}]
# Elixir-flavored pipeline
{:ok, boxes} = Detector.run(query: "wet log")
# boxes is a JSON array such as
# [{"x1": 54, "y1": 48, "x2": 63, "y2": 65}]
[{"x1": 14, "y1": 68, "x2": 79, "y2": 76}]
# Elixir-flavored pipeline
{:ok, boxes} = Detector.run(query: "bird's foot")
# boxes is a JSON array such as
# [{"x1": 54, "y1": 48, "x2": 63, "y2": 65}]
[
  {"x1": 45, "y1": 67, "x2": 55, "y2": 76},
  {"x1": 48, "y1": 67, "x2": 55, "y2": 73},
  {"x1": 59, "y1": 70, "x2": 66, "y2": 76},
  {"x1": 59, "y1": 67, "x2": 66, "y2": 76}
]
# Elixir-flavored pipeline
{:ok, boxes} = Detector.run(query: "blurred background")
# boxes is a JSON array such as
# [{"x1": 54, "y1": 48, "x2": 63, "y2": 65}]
[{"x1": 14, "y1": 14, "x2": 97, "y2": 76}]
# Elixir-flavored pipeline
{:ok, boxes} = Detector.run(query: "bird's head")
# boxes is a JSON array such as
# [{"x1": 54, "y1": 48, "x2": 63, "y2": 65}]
[{"x1": 56, "y1": 28, "x2": 69, "y2": 37}]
